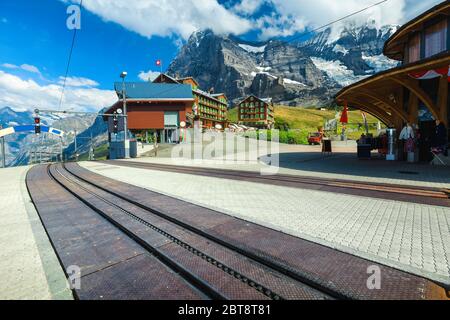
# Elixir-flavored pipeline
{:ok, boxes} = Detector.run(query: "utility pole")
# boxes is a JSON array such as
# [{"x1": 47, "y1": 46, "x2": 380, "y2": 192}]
[
  {"x1": 60, "y1": 136, "x2": 64, "y2": 163},
  {"x1": 90, "y1": 130, "x2": 95, "y2": 161},
  {"x1": 1, "y1": 137, "x2": 5, "y2": 168},
  {"x1": 74, "y1": 129, "x2": 78, "y2": 162},
  {"x1": 0, "y1": 124, "x2": 5, "y2": 168},
  {"x1": 121, "y1": 71, "x2": 130, "y2": 158},
  {"x1": 39, "y1": 134, "x2": 42, "y2": 164}
]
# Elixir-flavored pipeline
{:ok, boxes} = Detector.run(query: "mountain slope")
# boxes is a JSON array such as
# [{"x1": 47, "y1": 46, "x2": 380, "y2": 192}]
[
  {"x1": 0, "y1": 107, "x2": 99, "y2": 166},
  {"x1": 303, "y1": 21, "x2": 400, "y2": 86}
]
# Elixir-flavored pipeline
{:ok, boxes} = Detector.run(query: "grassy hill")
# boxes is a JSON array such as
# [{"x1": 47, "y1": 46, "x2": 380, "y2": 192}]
[{"x1": 228, "y1": 106, "x2": 382, "y2": 143}]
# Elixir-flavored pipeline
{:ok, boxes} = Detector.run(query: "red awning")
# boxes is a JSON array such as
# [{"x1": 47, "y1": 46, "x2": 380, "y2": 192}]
[{"x1": 409, "y1": 65, "x2": 450, "y2": 82}]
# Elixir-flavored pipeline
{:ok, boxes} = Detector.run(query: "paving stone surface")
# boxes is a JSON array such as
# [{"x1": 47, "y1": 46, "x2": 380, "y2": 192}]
[
  {"x1": 124, "y1": 141, "x2": 450, "y2": 189},
  {"x1": 81, "y1": 161, "x2": 450, "y2": 285}
]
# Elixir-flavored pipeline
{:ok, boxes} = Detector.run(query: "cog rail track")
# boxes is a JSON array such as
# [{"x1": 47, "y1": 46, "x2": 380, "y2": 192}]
[{"x1": 45, "y1": 163, "x2": 335, "y2": 300}]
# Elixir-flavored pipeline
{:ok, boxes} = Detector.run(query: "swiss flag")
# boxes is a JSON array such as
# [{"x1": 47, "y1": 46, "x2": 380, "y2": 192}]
[{"x1": 156, "y1": 59, "x2": 161, "y2": 66}]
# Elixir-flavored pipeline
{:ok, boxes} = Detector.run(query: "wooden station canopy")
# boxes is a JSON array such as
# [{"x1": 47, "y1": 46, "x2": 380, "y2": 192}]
[{"x1": 336, "y1": 1, "x2": 450, "y2": 129}]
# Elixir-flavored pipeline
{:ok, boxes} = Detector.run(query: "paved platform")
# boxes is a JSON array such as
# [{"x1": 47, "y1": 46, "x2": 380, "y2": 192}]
[
  {"x1": 81, "y1": 161, "x2": 450, "y2": 286},
  {"x1": 129, "y1": 141, "x2": 450, "y2": 189},
  {"x1": 0, "y1": 166, "x2": 72, "y2": 300}
]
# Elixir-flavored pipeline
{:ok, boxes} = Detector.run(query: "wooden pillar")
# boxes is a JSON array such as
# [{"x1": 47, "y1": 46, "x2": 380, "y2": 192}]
[
  {"x1": 437, "y1": 75, "x2": 448, "y2": 126},
  {"x1": 408, "y1": 93, "x2": 419, "y2": 125}
]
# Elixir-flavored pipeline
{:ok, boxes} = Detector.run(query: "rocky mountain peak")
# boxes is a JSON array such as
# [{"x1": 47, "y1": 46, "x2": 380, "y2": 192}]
[{"x1": 167, "y1": 23, "x2": 400, "y2": 106}]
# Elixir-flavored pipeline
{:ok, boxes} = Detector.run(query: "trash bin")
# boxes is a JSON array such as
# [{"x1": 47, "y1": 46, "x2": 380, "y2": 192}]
[
  {"x1": 129, "y1": 140, "x2": 138, "y2": 158},
  {"x1": 386, "y1": 128, "x2": 397, "y2": 161}
]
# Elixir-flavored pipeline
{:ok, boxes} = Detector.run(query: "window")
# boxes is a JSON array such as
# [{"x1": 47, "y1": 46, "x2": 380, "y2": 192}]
[
  {"x1": 425, "y1": 20, "x2": 447, "y2": 58},
  {"x1": 408, "y1": 33, "x2": 421, "y2": 63}
]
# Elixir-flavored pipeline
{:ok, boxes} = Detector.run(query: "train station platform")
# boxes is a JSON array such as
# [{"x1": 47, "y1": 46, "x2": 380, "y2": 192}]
[
  {"x1": 80, "y1": 160, "x2": 450, "y2": 286},
  {"x1": 0, "y1": 166, "x2": 72, "y2": 300}
]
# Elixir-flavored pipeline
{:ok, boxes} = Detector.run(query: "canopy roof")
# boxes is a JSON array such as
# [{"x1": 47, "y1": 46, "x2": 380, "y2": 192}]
[{"x1": 336, "y1": 52, "x2": 450, "y2": 126}]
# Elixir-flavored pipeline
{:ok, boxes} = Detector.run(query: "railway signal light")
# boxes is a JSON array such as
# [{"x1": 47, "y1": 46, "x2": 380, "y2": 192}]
[
  {"x1": 34, "y1": 117, "x2": 41, "y2": 134},
  {"x1": 113, "y1": 113, "x2": 119, "y2": 134}
]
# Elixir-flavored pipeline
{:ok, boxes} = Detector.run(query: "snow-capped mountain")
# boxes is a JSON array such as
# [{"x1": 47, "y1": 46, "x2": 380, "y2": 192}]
[
  {"x1": 302, "y1": 21, "x2": 400, "y2": 86},
  {"x1": 167, "y1": 23, "x2": 400, "y2": 106}
]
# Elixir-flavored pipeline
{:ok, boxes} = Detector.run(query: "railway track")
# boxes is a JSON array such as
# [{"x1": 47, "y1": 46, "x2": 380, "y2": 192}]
[
  {"x1": 26, "y1": 163, "x2": 449, "y2": 300},
  {"x1": 104, "y1": 160, "x2": 450, "y2": 207},
  {"x1": 32, "y1": 163, "x2": 337, "y2": 300}
]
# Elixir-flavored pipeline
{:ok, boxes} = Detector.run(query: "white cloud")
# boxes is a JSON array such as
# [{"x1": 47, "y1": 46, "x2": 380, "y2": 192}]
[
  {"x1": 254, "y1": 0, "x2": 407, "y2": 40},
  {"x1": 20, "y1": 64, "x2": 41, "y2": 74},
  {"x1": 233, "y1": 0, "x2": 265, "y2": 15},
  {"x1": 61, "y1": 0, "x2": 443, "y2": 43},
  {"x1": 58, "y1": 76, "x2": 99, "y2": 87},
  {"x1": 0, "y1": 70, "x2": 116, "y2": 112},
  {"x1": 66, "y1": 0, "x2": 252, "y2": 40},
  {"x1": 1, "y1": 63, "x2": 18, "y2": 69},
  {"x1": 138, "y1": 70, "x2": 160, "y2": 82},
  {"x1": 1, "y1": 63, "x2": 42, "y2": 75}
]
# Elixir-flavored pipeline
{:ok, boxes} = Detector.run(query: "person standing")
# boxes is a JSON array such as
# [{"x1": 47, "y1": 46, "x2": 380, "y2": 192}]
[
  {"x1": 399, "y1": 122, "x2": 415, "y2": 160},
  {"x1": 433, "y1": 119, "x2": 448, "y2": 156}
]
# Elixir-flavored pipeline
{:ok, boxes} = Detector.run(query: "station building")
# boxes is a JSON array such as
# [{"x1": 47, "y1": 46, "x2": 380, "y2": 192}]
[
  {"x1": 336, "y1": 1, "x2": 450, "y2": 161},
  {"x1": 153, "y1": 74, "x2": 228, "y2": 129},
  {"x1": 237, "y1": 95, "x2": 275, "y2": 129},
  {"x1": 105, "y1": 82, "x2": 194, "y2": 143}
]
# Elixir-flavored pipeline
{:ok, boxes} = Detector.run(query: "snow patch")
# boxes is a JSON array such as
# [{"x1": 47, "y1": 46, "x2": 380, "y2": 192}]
[
  {"x1": 238, "y1": 44, "x2": 266, "y2": 53},
  {"x1": 362, "y1": 54, "x2": 399, "y2": 73},
  {"x1": 256, "y1": 66, "x2": 272, "y2": 72},
  {"x1": 283, "y1": 78, "x2": 306, "y2": 86},
  {"x1": 332, "y1": 44, "x2": 349, "y2": 56},
  {"x1": 251, "y1": 70, "x2": 277, "y2": 79},
  {"x1": 311, "y1": 57, "x2": 367, "y2": 86}
]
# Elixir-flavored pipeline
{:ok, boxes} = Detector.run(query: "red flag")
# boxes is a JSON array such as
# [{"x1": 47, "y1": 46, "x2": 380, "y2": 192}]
[
  {"x1": 156, "y1": 59, "x2": 161, "y2": 66},
  {"x1": 340, "y1": 101, "x2": 348, "y2": 124}
]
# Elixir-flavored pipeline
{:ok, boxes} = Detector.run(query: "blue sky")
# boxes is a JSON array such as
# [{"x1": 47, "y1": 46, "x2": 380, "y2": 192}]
[{"x1": 0, "y1": 0, "x2": 443, "y2": 112}]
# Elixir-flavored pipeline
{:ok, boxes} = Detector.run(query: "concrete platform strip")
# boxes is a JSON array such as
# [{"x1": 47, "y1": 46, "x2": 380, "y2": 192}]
[{"x1": 0, "y1": 166, "x2": 72, "y2": 300}]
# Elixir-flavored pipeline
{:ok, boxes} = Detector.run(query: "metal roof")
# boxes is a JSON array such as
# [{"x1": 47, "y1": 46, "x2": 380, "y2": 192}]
[{"x1": 114, "y1": 82, "x2": 193, "y2": 100}]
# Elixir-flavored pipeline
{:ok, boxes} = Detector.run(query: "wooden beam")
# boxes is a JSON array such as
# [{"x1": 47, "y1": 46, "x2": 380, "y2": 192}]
[
  {"x1": 356, "y1": 90, "x2": 408, "y2": 123},
  {"x1": 408, "y1": 94, "x2": 419, "y2": 125},
  {"x1": 389, "y1": 76, "x2": 440, "y2": 120},
  {"x1": 437, "y1": 75, "x2": 448, "y2": 126}
]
